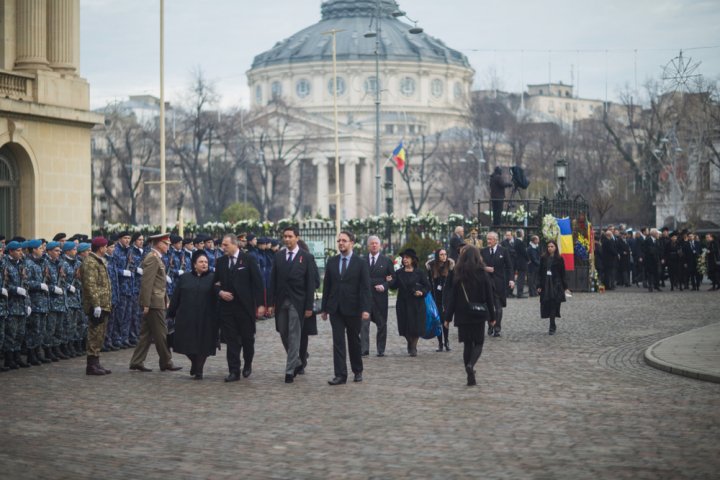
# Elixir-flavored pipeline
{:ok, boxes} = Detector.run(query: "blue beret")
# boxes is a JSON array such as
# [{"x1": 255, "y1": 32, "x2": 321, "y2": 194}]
[
  {"x1": 47, "y1": 241, "x2": 62, "y2": 251},
  {"x1": 6, "y1": 241, "x2": 22, "y2": 251},
  {"x1": 62, "y1": 242, "x2": 77, "y2": 252},
  {"x1": 27, "y1": 239, "x2": 42, "y2": 249},
  {"x1": 77, "y1": 243, "x2": 90, "y2": 253}
]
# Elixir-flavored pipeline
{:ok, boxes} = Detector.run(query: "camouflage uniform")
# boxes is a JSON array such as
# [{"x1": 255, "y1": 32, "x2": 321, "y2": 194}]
[
  {"x1": 81, "y1": 252, "x2": 112, "y2": 357},
  {"x1": 4, "y1": 256, "x2": 29, "y2": 354},
  {"x1": 0, "y1": 255, "x2": 8, "y2": 367},
  {"x1": 61, "y1": 253, "x2": 84, "y2": 351},
  {"x1": 113, "y1": 243, "x2": 134, "y2": 345},
  {"x1": 47, "y1": 256, "x2": 69, "y2": 352},
  {"x1": 24, "y1": 255, "x2": 49, "y2": 352}
]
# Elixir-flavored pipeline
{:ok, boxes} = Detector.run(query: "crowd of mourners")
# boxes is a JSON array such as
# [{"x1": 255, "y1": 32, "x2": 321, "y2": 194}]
[{"x1": 1, "y1": 223, "x2": 717, "y2": 387}]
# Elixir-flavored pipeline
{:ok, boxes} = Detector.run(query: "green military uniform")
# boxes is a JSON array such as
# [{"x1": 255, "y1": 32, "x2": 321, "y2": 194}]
[{"x1": 80, "y1": 246, "x2": 112, "y2": 375}]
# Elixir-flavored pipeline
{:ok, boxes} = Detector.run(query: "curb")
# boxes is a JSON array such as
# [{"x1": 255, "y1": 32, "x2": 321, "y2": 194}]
[{"x1": 644, "y1": 334, "x2": 720, "y2": 384}]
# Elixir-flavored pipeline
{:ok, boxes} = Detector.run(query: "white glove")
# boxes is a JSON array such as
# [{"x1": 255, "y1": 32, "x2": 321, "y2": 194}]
[
  {"x1": 178, "y1": 270, "x2": 184, "y2": 276},
  {"x1": 136, "y1": 267, "x2": 143, "y2": 275},
  {"x1": 26, "y1": 306, "x2": 32, "y2": 315},
  {"x1": 93, "y1": 306, "x2": 102, "y2": 318},
  {"x1": 53, "y1": 286, "x2": 63, "y2": 295},
  {"x1": 69, "y1": 285, "x2": 76, "y2": 293},
  {"x1": 166, "y1": 275, "x2": 172, "y2": 284},
  {"x1": 1, "y1": 287, "x2": 7, "y2": 297},
  {"x1": 122, "y1": 269, "x2": 132, "y2": 277},
  {"x1": 16, "y1": 287, "x2": 27, "y2": 297},
  {"x1": 40, "y1": 283, "x2": 49, "y2": 292}
]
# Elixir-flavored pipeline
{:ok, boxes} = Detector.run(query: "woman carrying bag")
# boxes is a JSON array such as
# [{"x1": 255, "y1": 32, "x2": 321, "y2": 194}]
[
  {"x1": 536, "y1": 240, "x2": 570, "y2": 335},
  {"x1": 387, "y1": 249, "x2": 430, "y2": 357},
  {"x1": 426, "y1": 248, "x2": 454, "y2": 352},
  {"x1": 444, "y1": 246, "x2": 496, "y2": 386}
]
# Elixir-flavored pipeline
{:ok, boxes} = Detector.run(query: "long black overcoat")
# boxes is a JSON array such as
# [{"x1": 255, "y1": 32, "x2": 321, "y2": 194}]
[{"x1": 168, "y1": 271, "x2": 218, "y2": 356}]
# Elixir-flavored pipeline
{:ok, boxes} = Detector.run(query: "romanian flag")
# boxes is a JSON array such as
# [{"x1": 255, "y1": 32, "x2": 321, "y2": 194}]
[
  {"x1": 556, "y1": 216, "x2": 575, "y2": 271},
  {"x1": 392, "y1": 141, "x2": 406, "y2": 172}
]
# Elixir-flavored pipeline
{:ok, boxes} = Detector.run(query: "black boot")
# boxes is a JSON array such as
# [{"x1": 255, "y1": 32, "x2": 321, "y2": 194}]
[
  {"x1": 444, "y1": 338, "x2": 451, "y2": 352},
  {"x1": 37, "y1": 347, "x2": 51, "y2": 364},
  {"x1": 5, "y1": 352, "x2": 19, "y2": 370},
  {"x1": 27, "y1": 348, "x2": 42, "y2": 366},
  {"x1": 549, "y1": 318, "x2": 557, "y2": 335},
  {"x1": 15, "y1": 351, "x2": 30, "y2": 368},
  {"x1": 45, "y1": 346, "x2": 59, "y2": 362},
  {"x1": 75, "y1": 340, "x2": 85, "y2": 356},
  {"x1": 53, "y1": 345, "x2": 68, "y2": 360},
  {"x1": 86, "y1": 356, "x2": 106, "y2": 376},
  {"x1": 60, "y1": 343, "x2": 73, "y2": 358},
  {"x1": 436, "y1": 338, "x2": 444, "y2": 352},
  {"x1": 0, "y1": 353, "x2": 10, "y2": 372}
]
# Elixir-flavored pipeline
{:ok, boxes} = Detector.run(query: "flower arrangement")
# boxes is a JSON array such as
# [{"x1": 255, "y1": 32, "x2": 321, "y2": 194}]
[
  {"x1": 510, "y1": 205, "x2": 527, "y2": 223},
  {"x1": 541, "y1": 214, "x2": 560, "y2": 242},
  {"x1": 698, "y1": 249, "x2": 708, "y2": 276},
  {"x1": 574, "y1": 241, "x2": 589, "y2": 261}
]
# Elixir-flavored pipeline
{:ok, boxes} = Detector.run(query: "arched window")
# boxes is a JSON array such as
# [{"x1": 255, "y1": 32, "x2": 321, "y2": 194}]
[{"x1": 0, "y1": 148, "x2": 19, "y2": 236}]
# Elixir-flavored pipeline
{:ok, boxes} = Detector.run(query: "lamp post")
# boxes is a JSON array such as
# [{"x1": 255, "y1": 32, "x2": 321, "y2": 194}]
[
  {"x1": 384, "y1": 168, "x2": 394, "y2": 252},
  {"x1": 99, "y1": 195, "x2": 108, "y2": 235},
  {"x1": 365, "y1": 1, "x2": 423, "y2": 216},
  {"x1": 466, "y1": 144, "x2": 486, "y2": 212},
  {"x1": 555, "y1": 158, "x2": 569, "y2": 199}
]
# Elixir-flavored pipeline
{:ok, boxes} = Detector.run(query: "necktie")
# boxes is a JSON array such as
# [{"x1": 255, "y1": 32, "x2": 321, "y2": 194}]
[
  {"x1": 370, "y1": 256, "x2": 375, "y2": 268},
  {"x1": 229, "y1": 256, "x2": 235, "y2": 268},
  {"x1": 341, "y1": 257, "x2": 348, "y2": 276},
  {"x1": 491, "y1": 247, "x2": 496, "y2": 256},
  {"x1": 287, "y1": 251, "x2": 293, "y2": 263}
]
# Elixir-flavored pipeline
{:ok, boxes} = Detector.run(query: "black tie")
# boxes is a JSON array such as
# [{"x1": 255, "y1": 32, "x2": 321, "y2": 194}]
[
  {"x1": 287, "y1": 252, "x2": 293, "y2": 263},
  {"x1": 491, "y1": 247, "x2": 496, "y2": 256},
  {"x1": 229, "y1": 257, "x2": 235, "y2": 269},
  {"x1": 341, "y1": 257, "x2": 348, "y2": 276},
  {"x1": 370, "y1": 256, "x2": 375, "y2": 268}
]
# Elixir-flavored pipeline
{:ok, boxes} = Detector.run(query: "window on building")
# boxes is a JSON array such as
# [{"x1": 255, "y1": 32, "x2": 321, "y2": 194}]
[
  {"x1": 400, "y1": 77, "x2": 416, "y2": 96},
  {"x1": 454, "y1": 82, "x2": 464, "y2": 100},
  {"x1": 271, "y1": 81, "x2": 282, "y2": 99},
  {"x1": 385, "y1": 124, "x2": 394, "y2": 134},
  {"x1": 409, "y1": 125, "x2": 416, "y2": 134},
  {"x1": 364, "y1": 76, "x2": 379, "y2": 95},
  {"x1": 565, "y1": 103, "x2": 570, "y2": 111},
  {"x1": 431, "y1": 79, "x2": 443, "y2": 98},
  {"x1": 255, "y1": 85, "x2": 262, "y2": 104},
  {"x1": 328, "y1": 76, "x2": 346, "y2": 96},
  {"x1": 397, "y1": 125, "x2": 406, "y2": 134},
  {"x1": 296, "y1": 79, "x2": 311, "y2": 98}
]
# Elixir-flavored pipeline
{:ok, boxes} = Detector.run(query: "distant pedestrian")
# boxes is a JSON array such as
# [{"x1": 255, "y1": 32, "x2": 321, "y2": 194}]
[
  {"x1": 388, "y1": 248, "x2": 430, "y2": 357},
  {"x1": 426, "y1": 248, "x2": 454, "y2": 352},
  {"x1": 536, "y1": 240, "x2": 569, "y2": 335},
  {"x1": 443, "y1": 246, "x2": 496, "y2": 386},
  {"x1": 527, "y1": 235, "x2": 541, "y2": 297}
]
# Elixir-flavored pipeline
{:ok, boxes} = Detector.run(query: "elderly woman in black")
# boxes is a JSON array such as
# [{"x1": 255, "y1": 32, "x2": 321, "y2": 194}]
[
  {"x1": 387, "y1": 248, "x2": 430, "y2": 357},
  {"x1": 444, "y1": 246, "x2": 495, "y2": 386},
  {"x1": 168, "y1": 250, "x2": 218, "y2": 379},
  {"x1": 426, "y1": 248, "x2": 454, "y2": 352},
  {"x1": 536, "y1": 240, "x2": 570, "y2": 335}
]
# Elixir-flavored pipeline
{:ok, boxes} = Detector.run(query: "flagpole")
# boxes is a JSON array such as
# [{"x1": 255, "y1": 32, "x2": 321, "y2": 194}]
[{"x1": 323, "y1": 28, "x2": 344, "y2": 238}]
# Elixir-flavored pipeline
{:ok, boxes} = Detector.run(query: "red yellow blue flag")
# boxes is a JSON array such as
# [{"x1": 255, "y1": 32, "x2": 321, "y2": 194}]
[
  {"x1": 556, "y1": 216, "x2": 575, "y2": 271},
  {"x1": 392, "y1": 141, "x2": 406, "y2": 172}
]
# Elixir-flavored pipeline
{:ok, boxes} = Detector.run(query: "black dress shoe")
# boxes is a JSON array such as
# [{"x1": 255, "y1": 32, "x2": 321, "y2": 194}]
[
  {"x1": 361, "y1": 351, "x2": 369, "y2": 357},
  {"x1": 487, "y1": 325, "x2": 494, "y2": 336},
  {"x1": 161, "y1": 365, "x2": 182, "y2": 372},
  {"x1": 328, "y1": 376, "x2": 346, "y2": 385},
  {"x1": 285, "y1": 374, "x2": 294, "y2": 383},
  {"x1": 193, "y1": 374, "x2": 203, "y2": 380},
  {"x1": 242, "y1": 367, "x2": 252, "y2": 378},
  {"x1": 466, "y1": 365, "x2": 477, "y2": 386},
  {"x1": 436, "y1": 346, "x2": 444, "y2": 352},
  {"x1": 224, "y1": 372, "x2": 240, "y2": 382},
  {"x1": 353, "y1": 373, "x2": 363, "y2": 382},
  {"x1": 376, "y1": 352, "x2": 385, "y2": 357},
  {"x1": 129, "y1": 364, "x2": 153, "y2": 372},
  {"x1": 295, "y1": 366, "x2": 305, "y2": 375},
  {"x1": 492, "y1": 331, "x2": 501, "y2": 337}
]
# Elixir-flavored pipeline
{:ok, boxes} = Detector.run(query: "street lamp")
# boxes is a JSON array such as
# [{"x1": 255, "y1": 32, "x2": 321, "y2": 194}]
[
  {"x1": 383, "y1": 167, "x2": 394, "y2": 252},
  {"x1": 555, "y1": 158, "x2": 569, "y2": 199},
  {"x1": 99, "y1": 195, "x2": 108, "y2": 234},
  {"x1": 365, "y1": 0, "x2": 423, "y2": 216}
]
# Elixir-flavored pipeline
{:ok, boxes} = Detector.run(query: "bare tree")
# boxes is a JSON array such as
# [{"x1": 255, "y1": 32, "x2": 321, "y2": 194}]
[{"x1": 398, "y1": 132, "x2": 444, "y2": 215}]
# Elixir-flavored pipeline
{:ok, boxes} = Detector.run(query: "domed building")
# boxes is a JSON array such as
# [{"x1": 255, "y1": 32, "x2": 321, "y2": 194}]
[{"x1": 246, "y1": 0, "x2": 474, "y2": 218}]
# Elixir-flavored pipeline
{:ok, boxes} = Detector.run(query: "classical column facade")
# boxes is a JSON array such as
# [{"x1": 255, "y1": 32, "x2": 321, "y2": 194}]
[
  {"x1": 15, "y1": 0, "x2": 50, "y2": 71},
  {"x1": 343, "y1": 158, "x2": 357, "y2": 219},
  {"x1": 359, "y1": 157, "x2": 374, "y2": 216},
  {"x1": 288, "y1": 159, "x2": 300, "y2": 217},
  {"x1": 47, "y1": 0, "x2": 79, "y2": 74},
  {"x1": 314, "y1": 158, "x2": 329, "y2": 217}
]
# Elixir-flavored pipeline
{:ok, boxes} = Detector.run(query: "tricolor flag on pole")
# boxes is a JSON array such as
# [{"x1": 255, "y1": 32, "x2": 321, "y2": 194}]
[
  {"x1": 391, "y1": 141, "x2": 406, "y2": 172},
  {"x1": 556, "y1": 216, "x2": 575, "y2": 271}
]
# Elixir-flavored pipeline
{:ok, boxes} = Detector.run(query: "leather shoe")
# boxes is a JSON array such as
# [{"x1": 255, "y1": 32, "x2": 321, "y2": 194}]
[
  {"x1": 328, "y1": 376, "x2": 346, "y2": 385},
  {"x1": 242, "y1": 367, "x2": 252, "y2": 378},
  {"x1": 361, "y1": 351, "x2": 369, "y2": 357},
  {"x1": 224, "y1": 372, "x2": 240, "y2": 382},
  {"x1": 353, "y1": 373, "x2": 363, "y2": 383},
  {"x1": 129, "y1": 364, "x2": 152, "y2": 372},
  {"x1": 492, "y1": 331, "x2": 501, "y2": 337},
  {"x1": 161, "y1": 365, "x2": 182, "y2": 372},
  {"x1": 376, "y1": 352, "x2": 384, "y2": 357},
  {"x1": 285, "y1": 374, "x2": 294, "y2": 383}
]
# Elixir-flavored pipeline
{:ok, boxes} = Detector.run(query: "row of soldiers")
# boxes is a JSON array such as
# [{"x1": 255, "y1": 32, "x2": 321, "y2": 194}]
[
  {"x1": 0, "y1": 231, "x2": 284, "y2": 371},
  {"x1": 597, "y1": 227, "x2": 720, "y2": 291}
]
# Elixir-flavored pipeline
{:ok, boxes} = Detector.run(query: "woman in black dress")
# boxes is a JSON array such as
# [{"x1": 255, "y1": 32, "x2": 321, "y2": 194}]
[
  {"x1": 443, "y1": 246, "x2": 496, "y2": 386},
  {"x1": 426, "y1": 248, "x2": 454, "y2": 352},
  {"x1": 167, "y1": 250, "x2": 218, "y2": 379},
  {"x1": 536, "y1": 240, "x2": 569, "y2": 335},
  {"x1": 388, "y1": 248, "x2": 430, "y2": 357}
]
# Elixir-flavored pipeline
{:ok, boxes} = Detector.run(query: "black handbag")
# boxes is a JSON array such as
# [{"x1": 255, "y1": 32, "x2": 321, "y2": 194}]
[{"x1": 461, "y1": 282, "x2": 488, "y2": 318}]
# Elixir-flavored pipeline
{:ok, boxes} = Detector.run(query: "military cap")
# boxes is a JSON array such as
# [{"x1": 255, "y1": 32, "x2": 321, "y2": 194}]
[
  {"x1": 26, "y1": 239, "x2": 42, "y2": 250},
  {"x1": 10, "y1": 236, "x2": 26, "y2": 243},
  {"x1": 53, "y1": 233, "x2": 67, "y2": 241},
  {"x1": 117, "y1": 231, "x2": 131, "y2": 238},
  {"x1": 6, "y1": 241, "x2": 22, "y2": 251},
  {"x1": 270, "y1": 239, "x2": 279, "y2": 247},
  {"x1": 62, "y1": 242, "x2": 77, "y2": 252},
  {"x1": 148, "y1": 232, "x2": 170, "y2": 244},
  {"x1": 77, "y1": 243, "x2": 91, "y2": 253},
  {"x1": 170, "y1": 234, "x2": 182, "y2": 244},
  {"x1": 182, "y1": 237, "x2": 193, "y2": 246},
  {"x1": 46, "y1": 241, "x2": 62, "y2": 251},
  {"x1": 247, "y1": 234, "x2": 256, "y2": 242},
  {"x1": 91, "y1": 237, "x2": 108, "y2": 249},
  {"x1": 0, "y1": 235, "x2": 5, "y2": 242},
  {"x1": 257, "y1": 237, "x2": 269, "y2": 244}
]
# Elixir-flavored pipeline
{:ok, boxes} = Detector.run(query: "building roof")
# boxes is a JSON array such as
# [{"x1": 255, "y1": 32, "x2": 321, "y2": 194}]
[{"x1": 251, "y1": 0, "x2": 470, "y2": 70}]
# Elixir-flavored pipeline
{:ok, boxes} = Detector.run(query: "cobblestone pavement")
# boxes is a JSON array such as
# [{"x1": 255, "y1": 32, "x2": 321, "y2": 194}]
[{"x1": 1, "y1": 288, "x2": 719, "y2": 480}]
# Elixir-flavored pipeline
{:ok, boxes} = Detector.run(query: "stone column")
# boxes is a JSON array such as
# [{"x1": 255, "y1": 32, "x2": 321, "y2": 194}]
[
  {"x1": 47, "y1": 0, "x2": 79, "y2": 74},
  {"x1": 314, "y1": 158, "x2": 329, "y2": 218},
  {"x1": 343, "y1": 158, "x2": 358, "y2": 219},
  {"x1": 359, "y1": 157, "x2": 374, "y2": 216},
  {"x1": 288, "y1": 160, "x2": 300, "y2": 218},
  {"x1": 15, "y1": 0, "x2": 50, "y2": 71}
]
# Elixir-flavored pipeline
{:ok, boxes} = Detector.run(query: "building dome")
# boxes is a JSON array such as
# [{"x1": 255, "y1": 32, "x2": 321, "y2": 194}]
[{"x1": 251, "y1": 0, "x2": 470, "y2": 69}]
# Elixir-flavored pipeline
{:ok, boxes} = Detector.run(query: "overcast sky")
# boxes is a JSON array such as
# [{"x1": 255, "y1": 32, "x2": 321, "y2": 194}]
[{"x1": 80, "y1": 0, "x2": 720, "y2": 109}]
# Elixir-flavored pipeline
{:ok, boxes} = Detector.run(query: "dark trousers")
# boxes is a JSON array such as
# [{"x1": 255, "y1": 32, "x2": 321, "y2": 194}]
[
  {"x1": 516, "y1": 268, "x2": 527, "y2": 296},
  {"x1": 330, "y1": 314, "x2": 363, "y2": 379},
  {"x1": 491, "y1": 199, "x2": 503, "y2": 226},
  {"x1": 491, "y1": 295, "x2": 504, "y2": 333},
  {"x1": 463, "y1": 331, "x2": 485, "y2": 368},
  {"x1": 220, "y1": 310, "x2": 255, "y2": 374},
  {"x1": 528, "y1": 266, "x2": 538, "y2": 296},
  {"x1": 361, "y1": 311, "x2": 387, "y2": 355},
  {"x1": 299, "y1": 333, "x2": 309, "y2": 367},
  {"x1": 645, "y1": 264, "x2": 660, "y2": 291}
]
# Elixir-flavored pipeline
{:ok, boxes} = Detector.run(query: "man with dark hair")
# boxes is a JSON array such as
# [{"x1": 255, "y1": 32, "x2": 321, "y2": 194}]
[
  {"x1": 129, "y1": 233, "x2": 181, "y2": 373},
  {"x1": 215, "y1": 234, "x2": 265, "y2": 382},
  {"x1": 513, "y1": 229, "x2": 529, "y2": 298},
  {"x1": 321, "y1": 231, "x2": 371, "y2": 385},
  {"x1": 268, "y1": 226, "x2": 317, "y2": 383}
]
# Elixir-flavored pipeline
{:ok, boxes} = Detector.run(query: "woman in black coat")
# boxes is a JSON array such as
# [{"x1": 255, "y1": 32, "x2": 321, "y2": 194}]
[
  {"x1": 443, "y1": 245, "x2": 496, "y2": 386},
  {"x1": 168, "y1": 250, "x2": 218, "y2": 379},
  {"x1": 426, "y1": 248, "x2": 454, "y2": 352},
  {"x1": 536, "y1": 240, "x2": 570, "y2": 335},
  {"x1": 388, "y1": 248, "x2": 430, "y2": 357}
]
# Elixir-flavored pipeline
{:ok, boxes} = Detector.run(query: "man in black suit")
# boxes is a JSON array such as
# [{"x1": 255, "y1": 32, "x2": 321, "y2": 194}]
[
  {"x1": 361, "y1": 235, "x2": 395, "y2": 357},
  {"x1": 268, "y1": 226, "x2": 316, "y2": 383},
  {"x1": 214, "y1": 234, "x2": 265, "y2": 382},
  {"x1": 321, "y1": 231, "x2": 371, "y2": 385},
  {"x1": 513, "y1": 229, "x2": 529, "y2": 298},
  {"x1": 500, "y1": 231, "x2": 517, "y2": 297},
  {"x1": 448, "y1": 226, "x2": 465, "y2": 262},
  {"x1": 480, "y1": 231, "x2": 514, "y2": 337},
  {"x1": 642, "y1": 228, "x2": 663, "y2": 292}
]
